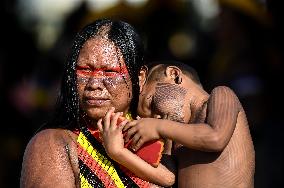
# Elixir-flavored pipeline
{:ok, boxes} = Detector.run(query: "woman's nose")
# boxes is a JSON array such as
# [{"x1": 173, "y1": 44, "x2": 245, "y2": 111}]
[{"x1": 86, "y1": 77, "x2": 105, "y2": 90}]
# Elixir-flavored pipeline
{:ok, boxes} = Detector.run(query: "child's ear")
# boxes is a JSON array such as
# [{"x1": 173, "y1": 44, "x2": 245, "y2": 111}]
[
  {"x1": 165, "y1": 66, "x2": 182, "y2": 84},
  {"x1": 138, "y1": 65, "x2": 148, "y2": 93}
]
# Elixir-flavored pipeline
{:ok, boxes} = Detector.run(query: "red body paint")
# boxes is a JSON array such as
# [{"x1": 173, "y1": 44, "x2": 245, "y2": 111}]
[{"x1": 76, "y1": 65, "x2": 129, "y2": 78}]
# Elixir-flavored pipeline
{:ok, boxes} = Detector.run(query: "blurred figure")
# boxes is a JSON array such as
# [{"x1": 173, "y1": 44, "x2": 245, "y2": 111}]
[
  {"x1": 208, "y1": 0, "x2": 272, "y2": 132},
  {"x1": 0, "y1": 0, "x2": 41, "y2": 187}
]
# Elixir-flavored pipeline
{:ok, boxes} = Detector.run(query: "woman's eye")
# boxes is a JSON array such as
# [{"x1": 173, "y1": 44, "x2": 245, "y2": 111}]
[
  {"x1": 105, "y1": 69, "x2": 118, "y2": 73},
  {"x1": 77, "y1": 66, "x2": 91, "y2": 71},
  {"x1": 76, "y1": 66, "x2": 92, "y2": 77},
  {"x1": 104, "y1": 70, "x2": 120, "y2": 76}
]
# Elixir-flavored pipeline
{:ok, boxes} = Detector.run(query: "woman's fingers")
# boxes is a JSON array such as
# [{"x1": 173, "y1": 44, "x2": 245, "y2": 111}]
[
  {"x1": 103, "y1": 107, "x2": 115, "y2": 130},
  {"x1": 118, "y1": 119, "x2": 128, "y2": 131},
  {"x1": 97, "y1": 118, "x2": 103, "y2": 132},
  {"x1": 110, "y1": 112, "x2": 123, "y2": 129}
]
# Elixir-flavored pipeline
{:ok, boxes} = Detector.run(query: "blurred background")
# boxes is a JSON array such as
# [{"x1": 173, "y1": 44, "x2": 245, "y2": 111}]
[{"x1": 0, "y1": 0, "x2": 283, "y2": 187}]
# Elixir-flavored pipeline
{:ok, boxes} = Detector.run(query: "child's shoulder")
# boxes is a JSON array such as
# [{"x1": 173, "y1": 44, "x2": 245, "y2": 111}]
[
  {"x1": 210, "y1": 86, "x2": 237, "y2": 97},
  {"x1": 209, "y1": 86, "x2": 241, "y2": 107}
]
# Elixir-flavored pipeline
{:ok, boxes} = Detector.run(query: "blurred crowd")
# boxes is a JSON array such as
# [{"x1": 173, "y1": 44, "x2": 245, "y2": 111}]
[{"x1": 0, "y1": 0, "x2": 283, "y2": 187}]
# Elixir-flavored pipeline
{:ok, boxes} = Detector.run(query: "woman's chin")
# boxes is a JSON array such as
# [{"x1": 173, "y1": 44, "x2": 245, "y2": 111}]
[
  {"x1": 83, "y1": 105, "x2": 129, "y2": 121},
  {"x1": 85, "y1": 108, "x2": 109, "y2": 120}
]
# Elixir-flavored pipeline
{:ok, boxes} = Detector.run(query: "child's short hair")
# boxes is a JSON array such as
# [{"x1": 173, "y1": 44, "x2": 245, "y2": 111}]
[{"x1": 146, "y1": 60, "x2": 202, "y2": 86}]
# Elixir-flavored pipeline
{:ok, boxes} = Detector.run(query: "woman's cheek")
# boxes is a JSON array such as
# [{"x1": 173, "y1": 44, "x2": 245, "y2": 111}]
[
  {"x1": 77, "y1": 75, "x2": 89, "y2": 85},
  {"x1": 104, "y1": 76, "x2": 126, "y2": 89},
  {"x1": 76, "y1": 77, "x2": 86, "y2": 99},
  {"x1": 105, "y1": 76, "x2": 132, "y2": 95},
  {"x1": 107, "y1": 77, "x2": 133, "y2": 109}
]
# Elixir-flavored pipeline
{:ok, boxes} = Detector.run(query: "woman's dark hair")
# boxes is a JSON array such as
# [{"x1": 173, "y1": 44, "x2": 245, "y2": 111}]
[{"x1": 47, "y1": 18, "x2": 144, "y2": 130}]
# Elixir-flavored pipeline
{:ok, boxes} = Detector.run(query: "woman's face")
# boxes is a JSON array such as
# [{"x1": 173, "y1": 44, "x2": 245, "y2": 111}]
[{"x1": 76, "y1": 36, "x2": 132, "y2": 121}]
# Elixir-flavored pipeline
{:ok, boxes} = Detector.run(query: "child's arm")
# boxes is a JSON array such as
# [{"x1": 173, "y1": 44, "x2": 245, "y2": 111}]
[
  {"x1": 124, "y1": 86, "x2": 240, "y2": 152},
  {"x1": 160, "y1": 139, "x2": 177, "y2": 179},
  {"x1": 97, "y1": 107, "x2": 175, "y2": 187}
]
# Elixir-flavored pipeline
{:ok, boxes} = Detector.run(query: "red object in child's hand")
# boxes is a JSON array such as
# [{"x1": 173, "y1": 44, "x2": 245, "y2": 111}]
[
  {"x1": 132, "y1": 139, "x2": 164, "y2": 168},
  {"x1": 91, "y1": 115, "x2": 164, "y2": 167},
  {"x1": 116, "y1": 116, "x2": 164, "y2": 167}
]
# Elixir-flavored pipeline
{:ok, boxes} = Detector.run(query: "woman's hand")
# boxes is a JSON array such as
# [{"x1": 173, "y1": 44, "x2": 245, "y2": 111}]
[{"x1": 97, "y1": 107, "x2": 129, "y2": 160}]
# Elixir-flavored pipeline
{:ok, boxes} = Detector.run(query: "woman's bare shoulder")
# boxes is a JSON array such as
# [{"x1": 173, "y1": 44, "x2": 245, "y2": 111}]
[
  {"x1": 28, "y1": 129, "x2": 70, "y2": 145},
  {"x1": 21, "y1": 128, "x2": 78, "y2": 187},
  {"x1": 23, "y1": 128, "x2": 78, "y2": 159}
]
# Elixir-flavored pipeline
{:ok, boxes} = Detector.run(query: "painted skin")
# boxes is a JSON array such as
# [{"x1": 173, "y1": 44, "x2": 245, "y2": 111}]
[
  {"x1": 77, "y1": 37, "x2": 174, "y2": 186},
  {"x1": 20, "y1": 35, "x2": 133, "y2": 187},
  {"x1": 125, "y1": 65, "x2": 255, "y2": 188},
  {"x1": 20, "y1": 35, "x2": 175, "y2": 187},
  {"x1": 76, "y1": 36, "x2": 133, "y2": 121}
]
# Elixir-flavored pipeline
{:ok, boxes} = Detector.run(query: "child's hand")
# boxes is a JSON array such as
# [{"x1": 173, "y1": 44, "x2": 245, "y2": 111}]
[
  {"x1": 97, "y1": 107, "x2": 129, "y2": 159},
  {"x1": 123, "y1": 118, "x2": 162, "y2": 151}
]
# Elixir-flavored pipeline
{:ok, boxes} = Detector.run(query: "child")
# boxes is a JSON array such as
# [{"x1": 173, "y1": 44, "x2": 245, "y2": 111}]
[{"x1": 121, "y1": 60, "x2": 255, "y2": 187}]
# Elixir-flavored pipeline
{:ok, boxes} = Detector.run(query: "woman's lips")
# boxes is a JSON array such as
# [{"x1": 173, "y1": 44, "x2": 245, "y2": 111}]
[{"x1": 84, "y1": 97, "x2": 110, "y2": 106}]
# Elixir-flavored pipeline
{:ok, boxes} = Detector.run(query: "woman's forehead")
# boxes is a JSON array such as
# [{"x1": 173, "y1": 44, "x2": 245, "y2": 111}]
[
  {"x1": 81, "y1": 37, "x2": 118, "y2": 55},
  {"x1": 79, "y1": 37, "x2": 126, "y2": 67}
]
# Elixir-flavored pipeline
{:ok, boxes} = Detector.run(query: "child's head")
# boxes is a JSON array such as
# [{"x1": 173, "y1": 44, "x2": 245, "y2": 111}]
[
  {"x1": 143, "y1": 61, "x2": 201, "y2": 86},
  {"x1": 137, "y1": 60, "x2": 202, "y2": 123}
]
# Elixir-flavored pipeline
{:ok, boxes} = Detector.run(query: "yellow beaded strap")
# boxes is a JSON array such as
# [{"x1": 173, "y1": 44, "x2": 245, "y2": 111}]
[{"x1": 77, "y1": 112, "x2": 150, "y2": 188}]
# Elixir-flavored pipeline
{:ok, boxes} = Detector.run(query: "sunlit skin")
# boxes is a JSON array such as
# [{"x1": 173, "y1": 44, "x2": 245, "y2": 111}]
[
  {"x1": 20, "y1": 36, "x2": 133, "y2": 188},
  {"x1": 97, "y1": 107, "x2": 176, "y2": 187},
  {"x1": 21, "y1": 19, "x2": 177, "y2": 187},
  {"x1": 124, "y1": 64, "x2": 255, "y2": 188},
  {"x1": 76, "y1": 36, "x2": 132, "y2": 123},
  {"x1": 137, "y1": 65, "x2": 192, "y2": 123},
  {"x1": 20, "y1": 35, "x2": 176, "y2": 187},
  {"x1": 76, "y1": 37, "x2": 176, "y2": 186}
]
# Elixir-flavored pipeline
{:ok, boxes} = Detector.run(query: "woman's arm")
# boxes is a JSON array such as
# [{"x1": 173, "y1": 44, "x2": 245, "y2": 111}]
[
  {"x1": 20, "y1": 129, "x2": 77, "y2": 188},
  {"x1": 97, "y1": 107, "x2": 175, "y2": 187}
]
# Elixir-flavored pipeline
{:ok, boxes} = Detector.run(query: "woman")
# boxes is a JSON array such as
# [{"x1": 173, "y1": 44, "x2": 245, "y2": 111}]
[{"x1": 20, "y1": 18, "x2": 174, "y2": 188}]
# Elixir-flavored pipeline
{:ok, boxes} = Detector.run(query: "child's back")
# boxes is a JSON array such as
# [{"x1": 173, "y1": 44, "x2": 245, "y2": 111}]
[{"x1": 175, "y1": 94, "x2": 254, "y2": 188}]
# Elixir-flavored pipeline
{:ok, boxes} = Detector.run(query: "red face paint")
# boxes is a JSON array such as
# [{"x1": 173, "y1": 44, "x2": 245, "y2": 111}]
[{"x1": 76, "y1": 65, "x2": 129, "y2": 78}]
